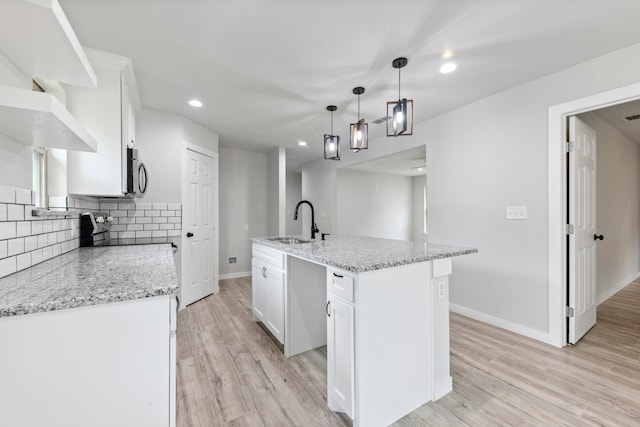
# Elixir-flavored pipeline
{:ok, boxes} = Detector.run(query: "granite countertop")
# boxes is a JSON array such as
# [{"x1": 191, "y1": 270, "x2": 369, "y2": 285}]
[
  {"x1": 252, "y1": 235, "x2": 477, "y2": 273},
  {"x1": 0, "y1": 244, "x2": 178, "y2": 318}
]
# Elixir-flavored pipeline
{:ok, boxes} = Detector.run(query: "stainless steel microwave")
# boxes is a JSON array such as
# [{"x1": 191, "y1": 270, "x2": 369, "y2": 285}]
[{"x1": 126, "y1": 147, "x2": 148, "y2": 197}]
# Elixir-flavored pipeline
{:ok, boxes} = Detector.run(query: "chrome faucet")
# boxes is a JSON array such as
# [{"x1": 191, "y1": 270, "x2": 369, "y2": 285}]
[{"x1": 293, "y1": 200, "x2": 319, "y2": 239}]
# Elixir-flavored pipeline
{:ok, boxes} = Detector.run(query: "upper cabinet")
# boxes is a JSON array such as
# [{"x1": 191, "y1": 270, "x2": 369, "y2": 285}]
[
  {"x1": 67, "y1": 49, "x2": 140, "y2": 197},
  {"x1": 0, "y1": 0, "x2": 98, "y2": 152},
  {"x1": 0, "y1": 0, "x2": 97, "y2": 88}
]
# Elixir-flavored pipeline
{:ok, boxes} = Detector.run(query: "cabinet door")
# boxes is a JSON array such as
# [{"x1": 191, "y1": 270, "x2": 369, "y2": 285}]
[
  {"x1": 327, "y1": 296, "x2": 355, "y2": 418},
  {"x1": 251, "y1": 260, "x2": 267, "y2": 322},
  {"x1": 265, "y1": 266, "x2": 285, "y2": 344}
]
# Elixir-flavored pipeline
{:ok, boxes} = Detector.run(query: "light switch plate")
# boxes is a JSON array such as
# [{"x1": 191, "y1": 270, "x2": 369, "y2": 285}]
[{"x1": 506, "y1": 206, "x2": 527, "y2": 220}]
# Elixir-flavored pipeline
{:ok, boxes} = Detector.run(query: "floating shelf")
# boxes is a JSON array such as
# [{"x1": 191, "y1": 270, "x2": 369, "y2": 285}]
[
  {"x1": 0, "y1": 0, "x2": 97, "y2": 88},
  {"x1": 0, "y1": 85, "x2": 97, "y2": 152}
]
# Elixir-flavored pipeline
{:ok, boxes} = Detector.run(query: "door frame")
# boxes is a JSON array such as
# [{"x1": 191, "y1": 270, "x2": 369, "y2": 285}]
[
  {"x1": 547, "y1": 81, "x2": 640, "y2": 347},
  {"x1": 181, "y1": 141, "x2": 219, "y2": 307}
]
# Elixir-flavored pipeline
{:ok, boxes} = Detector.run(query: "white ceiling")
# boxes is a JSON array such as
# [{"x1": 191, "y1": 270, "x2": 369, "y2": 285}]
[{"x1": 59, "y1": 0, "x2": 640, "y2": 170}]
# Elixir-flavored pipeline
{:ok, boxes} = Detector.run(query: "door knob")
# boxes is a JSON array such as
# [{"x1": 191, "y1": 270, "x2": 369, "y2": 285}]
[
  {"x1": 594, "y1": 234, "x2": 604, "y2": 241},
  {"x1": 186, "y1": 232, "x2": 194, "y2": 238}
]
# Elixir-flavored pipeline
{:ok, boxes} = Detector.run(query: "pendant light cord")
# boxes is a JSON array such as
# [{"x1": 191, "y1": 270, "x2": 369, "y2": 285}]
[
  {"x1": 330, "y1": 110, "x2": 333, "y2": 134},
  {"x1": 398, "y1": 66, "x2": 401, "y2": 100},
  {"x1": 357, "y1": 94, "x2": 361, "y2": 121}
]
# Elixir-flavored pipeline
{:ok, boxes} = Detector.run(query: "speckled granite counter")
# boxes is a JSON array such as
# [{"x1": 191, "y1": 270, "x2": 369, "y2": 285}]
[
  {"x1": 0, "y1": 244, "x2": 178, "y2": 317},
  {"x1": 252, "y1": 235, "x2": 477, "y2": 273}
]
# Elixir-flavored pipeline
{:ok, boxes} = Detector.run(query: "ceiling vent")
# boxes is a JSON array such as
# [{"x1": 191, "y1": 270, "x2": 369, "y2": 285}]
[{"x1": 624, "y1": 114, "x2": 640, "y2": 121}]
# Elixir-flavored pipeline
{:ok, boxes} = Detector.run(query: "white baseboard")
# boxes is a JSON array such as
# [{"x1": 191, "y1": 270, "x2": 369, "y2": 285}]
[
  {"x1": 219, "y1": 271, "x2": 251, "y2": 280},
  {"x1": 597, "y1": 272, "x2": 640, "y2": 306},
  {"x1": 450, "y1": 303, "x2": 555, "y2": 346}
]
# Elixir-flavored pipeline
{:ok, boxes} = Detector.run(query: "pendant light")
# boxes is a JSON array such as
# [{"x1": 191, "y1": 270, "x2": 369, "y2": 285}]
[
  {"x1": 387, "y1": 57, "x2": 413, "y2": 136},
  {"x1": 350, "y1": 87, "x2": 368, "y2": 152},
  {"x1": 324, "y1": 105, "x2": 340, "y2": 160}
]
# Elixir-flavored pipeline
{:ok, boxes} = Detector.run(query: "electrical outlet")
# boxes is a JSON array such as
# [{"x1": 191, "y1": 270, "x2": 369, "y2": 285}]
[
  {"x1": 438, "y1": 282, "x2": 446, "y2": 299},
  {"x1": 228, "y1": 257, "x2": 237, "y2": 264},
  {"x1": 506, "y1": 206, "x2": 528, "y2": 220}
]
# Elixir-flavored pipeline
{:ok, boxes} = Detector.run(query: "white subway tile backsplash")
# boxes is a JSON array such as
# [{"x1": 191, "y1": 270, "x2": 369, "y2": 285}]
[
  {"x1": 100, "y1": 202, "x2": 118, "y2": 210},
  {"x1": 111, "y1": 210, "x2": 128, "y2": 218},
  {"x1": 42, "y1": 246, "x2": 53, "y2": 262},
  {"x1": 145, "y1": 210, "x2": 160, "y2": 217},
  {"x1": 168, "y1": 217, "x2": 181, "y2": 224},
  {"x1": 24, "y1": 236, "x2": 37, "y2": 252},
  {"x1": 152, "y1": 230, "x2": 167, "y2": 238},
  {"x1": 135, "y1": 230, "x2": 152, "y2": 238},
  {"x1": 152, "y1": 216, "x2": 167, "y2": 224},
  {"x1": 0, "y1": 203, "x2": 6, "y2": 221},
  {"x1": 129, "y1": 210, "x2": 145, "y2": 217},
  {"x1": 110, "y1": 225, "x2": 126, "y2": 232},
  {"x1": 159, "y1": 224, "x2": 174, "y2": 230},
  {"x1": 37, "y1": 234, "x2": 48, "y2": 248},
  {"x1": 143, "y1": 223, "x2": 159, "y2": 231},
  {"x1": 119, "y1": 231, "x2": 135, "y2": 239},
  {"x1": 167, "y1": 230, "x2": 181, "y2": 237},
  {"x1": 16, "y1": 252, "x2": 31, "y2": 270},
  {"x1": 43, "y1": 221, "x2": 53, "y2": 233},
  {"x1": 136, "y1": 203, "x2": 152, "y2": 210},
  {"x1": 168, "y1": 203, "x2": 181, "y2": 211},
  {"x1": 0, "y1": 256, "x2": 17, "y2": 278},
  {"x1": 135, "y1": 217, "x2": 151, "y2": 224},
  {"x1": 126, "y1": 224, "x2": 143, "y2": 231},
  {"x1": 8, "y1": 238, "x2": 24, "y2": 256},
  {"x1": 0, "y1": 222, "x2": 16, "y2": 240},
  {"x1": 119, "y1": 203, "x2": 134, "y2": 210},
  {"x1": 7, "y1": 204, "x2": 24, "y2": 221},
  {"x1": 152, "y1": 203, "x2": 167, "y2": 210},
  {"x1": 31, "y1": 221, "x2": 43, "y2": 234},
  {"x1": 0, "y1": 185, "x2": 15, "y2": 204},
  {"x1": 16, "y1": 221, "x2": 31, "y2": 237},
  {"x1": 31, "y1": 249, "x2": 43, "y2": 265},
  {"x1": 0, "y1": 240, "x2": 6, "y2": 258},
  {"x1": 15, "y1": 189, "x2": 32, "y2": 205},
  {"x1": 160, "y1": 210, "x2": 174, "y2": 217}
]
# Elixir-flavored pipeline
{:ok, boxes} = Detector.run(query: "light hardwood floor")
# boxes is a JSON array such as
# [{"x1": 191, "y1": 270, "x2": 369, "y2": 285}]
[{"x1": 177, "y1": 276, "x2": 640, "y2": 426}]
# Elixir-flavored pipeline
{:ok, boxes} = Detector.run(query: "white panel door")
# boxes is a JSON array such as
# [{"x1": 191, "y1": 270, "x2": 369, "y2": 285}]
[
  {"x1": 327, "y1": 296, "x2": 355, "y2": 418},
  {"x1": 182, "y1": 149, "x2": 217, "y2": 306},
  {"x1": 568, "y1": 116, "x2": 597, "y2": 344}
]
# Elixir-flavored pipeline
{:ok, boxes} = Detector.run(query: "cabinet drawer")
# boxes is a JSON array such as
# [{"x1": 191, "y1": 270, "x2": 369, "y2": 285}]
[
  {"x1": 252, "y1": 244, "x2": 285, "y2": 269},
  {"x1": 327, "y1": 268, "x2": 354, "y2": 303}
]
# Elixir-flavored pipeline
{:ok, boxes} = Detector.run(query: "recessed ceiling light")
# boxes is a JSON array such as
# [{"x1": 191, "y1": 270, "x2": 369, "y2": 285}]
[
  {"x1": 439, "y1": 62, "x2": 457, "y2": 74},
  {"x1": 188, "y1": 99, "x2": 203, "y2": 108},
  {"x1": 298, "y1": 141, "x2": 307, "y2": 147},
  {"x1": 441, "y1": 50, "x2": 454, "y2": 60}
]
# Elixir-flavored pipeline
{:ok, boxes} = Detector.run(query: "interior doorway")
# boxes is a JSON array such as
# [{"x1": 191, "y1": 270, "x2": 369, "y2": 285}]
[{"x1": 548, "y1": 82, "x2": 640, "y2": 347}]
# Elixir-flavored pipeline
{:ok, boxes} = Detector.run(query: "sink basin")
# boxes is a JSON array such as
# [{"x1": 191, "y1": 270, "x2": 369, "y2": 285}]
[{"x1": 267, "y1": 236, "x2": 312, "y2": 244}]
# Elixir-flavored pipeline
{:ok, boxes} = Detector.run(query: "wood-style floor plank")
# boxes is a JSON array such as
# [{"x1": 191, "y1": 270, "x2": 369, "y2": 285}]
[{"x1": 177, "y1": 276, "x2": 640, "y2": 426}]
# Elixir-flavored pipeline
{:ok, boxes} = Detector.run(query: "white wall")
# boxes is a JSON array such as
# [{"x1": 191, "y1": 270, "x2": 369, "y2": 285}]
[
  {"x1": 336, "y1": 170, "x2": 413, "y2": 240},
  {"x1": 0, "y1": 135, "x2": 32, "y2": 190},
  {"x1": 579, "y1": 112, "x2": 640, "y2": 304},
  {"x1": 286, "y1": 172, "x2": 302, "y2": 236},
  {"x1": 412, "y1": 175, "x2": 428, "y2": 243},
  {"x1": 219, "y1": 147, "x2": 268, "y2": 277},
  {"x1": 301, "y1": 41, "x2": 640, "y2": 341},
  {"x1": 267, "y1": 148, "x2": 285, "y2": 236}
]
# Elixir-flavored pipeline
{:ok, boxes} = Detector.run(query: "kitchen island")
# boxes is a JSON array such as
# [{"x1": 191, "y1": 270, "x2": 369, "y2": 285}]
[
  {"x1": 251, "y1": 235, "x2": 477, "y2": 427},
  {"x1": 0, "y1": 244, "x2": 178, "y2": 427}
]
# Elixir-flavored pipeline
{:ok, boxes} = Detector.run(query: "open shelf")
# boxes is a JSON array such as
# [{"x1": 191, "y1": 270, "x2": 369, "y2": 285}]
[
  {"x1": 0, "y1": 85, "x2": 97, "y2": 152},
  {"x1": 0, "y1": 0, "x2": 97, "y2": 88}
]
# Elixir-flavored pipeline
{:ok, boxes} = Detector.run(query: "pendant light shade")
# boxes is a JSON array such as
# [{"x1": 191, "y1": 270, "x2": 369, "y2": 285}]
[
  {"x1": 387, "y1": 57, "x2": 413, "y2": 137},
  {"x1": 324, "y1": 105, "x2": 340, "y2": 160},
  {"x1": 350, "y1": 87, "x2": 368, "y2": 152}
]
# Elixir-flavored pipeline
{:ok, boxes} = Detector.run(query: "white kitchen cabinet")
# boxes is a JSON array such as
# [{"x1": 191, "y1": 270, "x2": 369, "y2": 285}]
[
  {"x1": 67, "y1": 48, "x2": 140, "y2": 196},
  {"x1": 327, "y1": 268, "x2": 355, "y2": 419},
  {"x1": 251, "y1": 244, "x2": 286, "y2": 343},
  {"x1": 0, "y1": 0, "x2": 97, "y2": 88},
  {"x1": 0, "y1": 294, "x2": 177, "y2": 427}
]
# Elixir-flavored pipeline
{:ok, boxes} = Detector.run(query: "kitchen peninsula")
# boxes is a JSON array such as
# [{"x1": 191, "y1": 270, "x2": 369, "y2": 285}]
[
  {"x1": 0, "y1": 244, "x2": 178, "y2": 427},
  {"x1": 251, "y1": 235, "x2": 477, "y2": 427}
]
